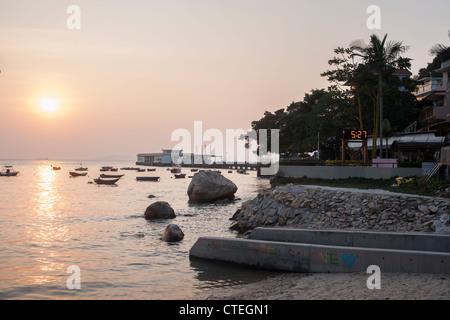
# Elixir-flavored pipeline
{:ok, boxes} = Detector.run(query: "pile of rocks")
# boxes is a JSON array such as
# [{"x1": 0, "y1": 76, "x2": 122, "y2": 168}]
[{"x1": 230, "y1": 185, "x2": 450, "y2": 234}]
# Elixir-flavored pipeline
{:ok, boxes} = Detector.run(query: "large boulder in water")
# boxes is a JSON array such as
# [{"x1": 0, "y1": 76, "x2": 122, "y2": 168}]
[
  {"x1": 187, "y1": 171, "x2": 238, "y2": 203},
  {"x1": 144, "y1": 201, "x2": 176, "y2": 220},
  {"x1": 161, "y1": 224, "x2": 184, "y2": 242}
]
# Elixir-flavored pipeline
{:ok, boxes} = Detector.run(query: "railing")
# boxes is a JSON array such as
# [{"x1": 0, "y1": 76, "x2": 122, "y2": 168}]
[
  {"x1": 420, "y1": 107, "x2": 435, "y2": 123},
  {"x1": 415, "y1": 80, "x2": 443, "y2": 96}
]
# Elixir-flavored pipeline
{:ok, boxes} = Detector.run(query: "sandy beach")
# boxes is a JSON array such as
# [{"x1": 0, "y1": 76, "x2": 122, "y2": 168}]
[{"x1": 195, "y1": 272, "x2": 449, "y2": 300}]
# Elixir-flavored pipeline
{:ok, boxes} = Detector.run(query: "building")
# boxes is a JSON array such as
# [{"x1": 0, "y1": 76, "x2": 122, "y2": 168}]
[
  {"x1": 349, "y1": 131, "x2": 448, "y2": 163},
  {"x1": 393, "y1": 69, "x2": 413, "y2": 92},
  {"x1": 416, "y1": 59, "x2": 450, "y2": 134},
  {"x1": 136, "y1": 149, "x2": 213, "y2": 166},
  {"x1": 137, "y1": 149, "x2": 175, "y2": 165}
]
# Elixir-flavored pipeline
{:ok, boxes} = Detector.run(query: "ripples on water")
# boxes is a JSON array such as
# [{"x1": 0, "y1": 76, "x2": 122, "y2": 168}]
[{"x1": 0, "y1": 160, "x2": 272, "y2": 299}]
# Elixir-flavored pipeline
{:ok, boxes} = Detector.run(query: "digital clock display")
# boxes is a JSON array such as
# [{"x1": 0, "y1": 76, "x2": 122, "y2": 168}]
[{"x1": 344, "y1": 129, "x2": 368, "y2": 140}]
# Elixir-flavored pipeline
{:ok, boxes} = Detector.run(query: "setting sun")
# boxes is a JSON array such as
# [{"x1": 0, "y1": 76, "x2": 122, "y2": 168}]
[{"x1": 39, "y1": 98, "x2": 60, "y2": 113}]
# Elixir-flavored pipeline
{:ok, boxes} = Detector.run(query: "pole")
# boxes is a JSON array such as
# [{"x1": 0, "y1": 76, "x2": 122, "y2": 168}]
[
  {"x1": 318, "y1": 131, "x2": 320, "y2": 159},
  {"x1": 379, "y1": 85, "x2": 383, "y2": 159}
]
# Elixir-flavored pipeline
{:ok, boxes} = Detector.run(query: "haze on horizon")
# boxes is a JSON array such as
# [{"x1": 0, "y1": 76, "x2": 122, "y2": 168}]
[{"x1": 0, "y1": 0, "x2": 449, "y2": 160}]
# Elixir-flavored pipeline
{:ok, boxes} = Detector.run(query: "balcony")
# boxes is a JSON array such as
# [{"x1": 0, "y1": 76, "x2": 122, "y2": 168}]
[
  {"x1": 420, "y1": 105, "x2": 450, "y2": 125},
  {"x1": 415, "y1": 78, "x2": 443, "y2": 98}
]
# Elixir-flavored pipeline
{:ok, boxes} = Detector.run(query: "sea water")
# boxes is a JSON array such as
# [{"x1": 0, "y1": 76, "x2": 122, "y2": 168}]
[{"x1": 0, "y1": 160, "x2": 273, "y2": 299}]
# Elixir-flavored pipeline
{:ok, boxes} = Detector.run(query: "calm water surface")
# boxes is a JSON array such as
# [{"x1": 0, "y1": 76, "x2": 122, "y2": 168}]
[{"x1": 0, "y1": 160, "x2": 273, "y2": 299}]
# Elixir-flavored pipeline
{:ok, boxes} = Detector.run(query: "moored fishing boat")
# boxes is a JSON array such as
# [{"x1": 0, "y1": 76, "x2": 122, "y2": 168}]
[
  {"x1": 94, "y1": 177, "x2": 120, "y2": 185},
  {"x1": 136, "y1": 176, "x2": 160, "y2": 182},
  {"x1": 0, "y1": 166, "x2": 19, "y2": 176},
  {"x1": 170, "y1": 166, "x2": 181, "y2": 173},
  {"x1": 75, "y1": 164, "x2": 88, "y2": 171},
  {"x1": 100, "y1": 173, "x2": 124, "y2": 179},
  {"x1": 69, "y1": 171, "x2": 88, "y2": 177}
]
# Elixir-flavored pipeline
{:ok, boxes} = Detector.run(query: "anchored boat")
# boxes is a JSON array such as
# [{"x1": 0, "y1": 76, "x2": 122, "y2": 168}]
[
  {"x1": 70, "y1": 171, "x2": 88, "y2": 177},
  {"x1": 94, "y1": 177, "x2": 120, "y2": 185},
  {"x1": 136, "y1": 176, "x2": 160, "y2": 182},
  {"x1": 0, "y1": 166, "x2": 19, "y2": 177}
]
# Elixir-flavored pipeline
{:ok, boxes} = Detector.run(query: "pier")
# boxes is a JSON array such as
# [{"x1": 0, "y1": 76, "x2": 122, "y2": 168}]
[
  {"x1": 136, "y1": 161, "x2": 259, "y2": 171},
  {"x1": 136, "y1": 151, "x2": 276, "y2": 176}
]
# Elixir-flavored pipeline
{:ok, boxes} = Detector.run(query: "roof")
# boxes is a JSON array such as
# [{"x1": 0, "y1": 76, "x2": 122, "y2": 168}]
[
  {"x1": 393, "y1": 69, "x2": 412, "y2": 76},
  {"x1": 391, "y1": 133, "x2": 446, "y2": 149},
  {"x1": 348, "y1": 131, "x2": 446, "y2": 150}
]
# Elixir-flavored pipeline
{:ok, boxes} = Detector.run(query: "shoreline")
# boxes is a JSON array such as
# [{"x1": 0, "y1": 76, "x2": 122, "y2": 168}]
[
  {"x1": 193, "y1": 271, "x2": 449, "y2": 300},
  {"x1": 193, "y1": 183, "x2": 450, "y2": 300}
]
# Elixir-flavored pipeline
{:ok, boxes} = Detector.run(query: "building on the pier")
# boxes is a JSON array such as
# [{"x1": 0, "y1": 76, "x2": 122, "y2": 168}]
[{"x1": 136, "y1": 149, "x2": 214, "y2": 166}]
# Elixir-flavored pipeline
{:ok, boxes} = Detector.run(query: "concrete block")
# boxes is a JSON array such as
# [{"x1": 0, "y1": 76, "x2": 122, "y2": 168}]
[
  {"x1": 190, "y1": 236, "x2": 450, "y2": 274},
  {"x1": 249, "y1": 228, "x2": 450, "y2": 253}
]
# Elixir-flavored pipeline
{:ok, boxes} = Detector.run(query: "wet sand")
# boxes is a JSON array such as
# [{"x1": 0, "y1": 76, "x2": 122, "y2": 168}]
[{"x1": 195, "y1": 272, "x2": 450, "y2": 300}]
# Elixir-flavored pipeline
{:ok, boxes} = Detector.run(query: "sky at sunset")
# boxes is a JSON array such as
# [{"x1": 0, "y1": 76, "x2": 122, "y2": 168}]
[{"x1": 1, "y1": 0, "x2": 449, "y2": 160}]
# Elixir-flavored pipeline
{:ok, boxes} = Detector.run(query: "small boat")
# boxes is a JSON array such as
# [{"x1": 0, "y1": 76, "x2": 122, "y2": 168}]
[
  {"x1": 174, "y1": 173, "x2": 186, "y2": 179},
  {"x1": 75, "y1": 164, "x2": 88, "y2": 171},
  {"x1": 70, "y1": 171, "x2": 88, "y2": 177},
  {"x1": 228, "y1": 170, "x2": 233, "y2": 173},
  {"x1": 136, "y1": 176, "x2": 160, "y2": 182},
  {"x1": 100, "y1": 173, "x2": 124, "y2": 179},
  {"x1": 0, "y1": 166, "x2": 19, "y2": 177},
  {"x1": 94, "y1": 177, "x2": 120, "y2": 185},
  {"x1": 110, "y1": 168, "x2": 118, "y2": 172},
  {"x1": 52, "y1": 166, "x2": 61, "y2": 170},
  {"x1": 170, "y1": 166, "x2": 181, "y2": 173},
  {"x1": 100, "y1": 166, "x2": 113, "y2": 172},
  {"x1": 191, "y1": 169, "x2": 199, "y2": 172},
  {"x1": 137, "y1": 168, "x2": 146, "y2": 172},
  {"x1": 237, "y1": 169, "x2": 248, "y2": 174},
  {"x1": 147, "y1": 168, "x2": 156, "y2": 172}
]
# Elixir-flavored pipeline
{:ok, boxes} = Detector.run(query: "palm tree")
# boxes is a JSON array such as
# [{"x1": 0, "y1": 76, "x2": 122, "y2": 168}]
[
  {"x1": 430, "y1": 30, "x2": 450, "y2": 63},
  {"x1": 351, "y1": 34, "x2": 410, "y2": 158}
]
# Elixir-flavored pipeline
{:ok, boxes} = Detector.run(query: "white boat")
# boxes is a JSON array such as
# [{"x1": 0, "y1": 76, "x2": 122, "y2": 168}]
[
  {"x1": 75, "y1": 163, "x2": 88, "y2": 171},
  {"x1": 0, "y1": 166, "x2": 19, "y2": 176}
]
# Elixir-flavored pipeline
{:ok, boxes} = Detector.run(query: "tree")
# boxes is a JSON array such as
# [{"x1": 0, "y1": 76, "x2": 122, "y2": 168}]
[
  {"x1": 350, "y1": 34, "x2": 411, "y2": 158},
  {"x1": 250, "y1": 89, "x2": 356, "y2": 158},
  {"x1": 321, "y1": 47, "x2": 375, "y2": 130},
  {"x1": 430, "y1": 29, "x2": 450, "y2": 63}
]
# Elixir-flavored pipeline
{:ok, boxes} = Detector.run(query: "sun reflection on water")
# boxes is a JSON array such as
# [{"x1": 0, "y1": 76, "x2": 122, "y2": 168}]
[
  {"x1": 28, "y1": 165, "x2": 69, "y2": 285},
  {"x1": 33, "y1": 165, "x2": 69, "y2": 245}
]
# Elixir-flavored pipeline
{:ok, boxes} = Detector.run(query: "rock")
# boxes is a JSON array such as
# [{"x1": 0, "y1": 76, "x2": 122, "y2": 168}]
[
  {"x1": 161, "y1": 224, "x2": 184, "y2": 242},
  {"x1": 429, "y1": 206, "x2": 439, "y2": 214},
  {"x1": 432, "y1": 214, "x2": 450, "y2": 234},
  {"x1": 144, "y1": 201, "x2": 176, "y2": 220},
  {"x1": 228, "y1": 184, "x2": 450, "y2": 234},
  {"x1": 187, "y1": 171, "x2": 238, "y2": 203}
]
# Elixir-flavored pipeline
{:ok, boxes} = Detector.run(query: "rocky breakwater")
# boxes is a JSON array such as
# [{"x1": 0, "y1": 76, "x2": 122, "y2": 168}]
[{"x1": 230, "y1": 185, "x2": 450, "y2": 234}]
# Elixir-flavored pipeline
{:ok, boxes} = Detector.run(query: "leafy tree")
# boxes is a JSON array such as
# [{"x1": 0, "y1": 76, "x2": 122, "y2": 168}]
[{"x1": 350, "y1": 34, "x2": 411, "y2": 158}]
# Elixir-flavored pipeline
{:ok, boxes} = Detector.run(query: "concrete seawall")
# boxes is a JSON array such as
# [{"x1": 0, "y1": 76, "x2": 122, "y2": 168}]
[
  {"x1": 248, "y1": 228, "x2": 450, "y2": 252},
  {"x1": 189, "y1": 229, "x2": 450, "y2": 274}
]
